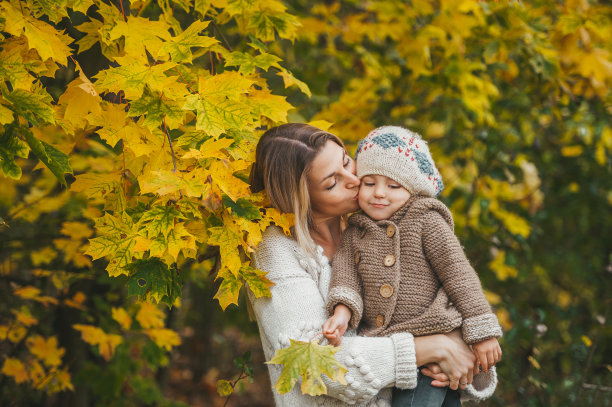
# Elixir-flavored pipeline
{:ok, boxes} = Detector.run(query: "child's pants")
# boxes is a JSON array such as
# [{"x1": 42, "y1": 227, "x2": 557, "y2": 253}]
[{"x1": 391, "y1": 371, "x2": 461, "y2": 407}]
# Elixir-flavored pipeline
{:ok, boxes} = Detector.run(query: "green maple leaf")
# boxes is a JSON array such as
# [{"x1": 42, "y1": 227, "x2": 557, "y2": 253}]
[
  {"x1": 222, "y1": 196, "x2": 262, "y2": 220},
  {"x1": 240, "y1": 265, "x2": 273, "y2": 298},
  {"x1": 248, "y1": 7, "x2": 300, "y2": 42},
  {"x1": 21, "y1": 127, "x2": 72, "y2": 186},
  {"x1": 267, "y1": 339, "x2": 348, "y2": 396},
  {"x1": 85, "y1": 213, "x2": 138, "y2": 277},
  {"x1": 138, "y1": 205, "x2": 185, "y2": 239},
  {"x1": 224, "y1": 51, "x2": 282, "y2": 75},
  {"x1": 3, "y1": 88, "x2": 55, "y2": 125},
  {"x1": 0, "y1": 124, "x2": 29, "y2": 179},
  {"x1": 93, "y1": 61, "x2": 177, "y2": 99},
  {"x1": 127, "y1": 258, "x2": 182, "y2": 306},
  {"x1": 183, "y1": 95, "x2": 253, "y2": 138},
  {"x1": 128, "y1": 87, "x2": 185, "y2": 130},
  {"x1": 158, "y1": 20, "x2": 219, "y2": 63},
  {"x1": 30, "y1": 0, "x2": 69, "y2": 23}
]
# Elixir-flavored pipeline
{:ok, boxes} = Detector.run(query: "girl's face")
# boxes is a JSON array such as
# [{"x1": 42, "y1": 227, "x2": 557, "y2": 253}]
[
  {"x1": 358, "y1": 174, "x2": 411, "y2": 221},
  {"x1": 308, "y1": 140, "x2": 360, "y2": 220}
]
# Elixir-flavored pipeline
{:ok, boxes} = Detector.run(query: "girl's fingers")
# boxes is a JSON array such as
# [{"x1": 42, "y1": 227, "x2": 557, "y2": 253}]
[{"x1": 430, "y1": 380, "x2": 450, "y2": 388}]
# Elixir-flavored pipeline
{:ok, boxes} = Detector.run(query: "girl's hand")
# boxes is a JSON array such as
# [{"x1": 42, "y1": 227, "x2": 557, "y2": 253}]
[
  {"x1": 471, "y1": 337, "x2": 502, "y2": 373},
  {"x1": 322, "y1": 304, "x2": 351, "y2": 346}
]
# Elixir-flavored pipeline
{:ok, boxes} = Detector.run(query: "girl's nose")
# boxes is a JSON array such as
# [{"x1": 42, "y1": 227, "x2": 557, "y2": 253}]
[{"x1": 374, "y1": 185, "x2": 385, "y2": 197}]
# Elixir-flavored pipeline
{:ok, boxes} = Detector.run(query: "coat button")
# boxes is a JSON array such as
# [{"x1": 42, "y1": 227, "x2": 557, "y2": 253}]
[
  {"x1": 379, "y1": 284, "x2": 393, "y2": 298},
  {"x1": 386, "y1": 225, "x2": 395, "y2": 237},
  {"x1": 376, "y1": 315, "x2": 384, "y2": 327},
  {"x1": 360, "y1": 229, "x2": 366, "y2": 238},
  {"x1": 355, "y1": 251, "x2": 361, "y2": 265},
  {"x1": 383, "y1": 254, "x2": 395, "y2": 266}
]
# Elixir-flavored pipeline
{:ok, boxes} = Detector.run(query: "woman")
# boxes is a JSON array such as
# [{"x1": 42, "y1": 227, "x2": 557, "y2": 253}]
[{"x1": 248, "y1": 123, "x2": 491, "y2": 406}]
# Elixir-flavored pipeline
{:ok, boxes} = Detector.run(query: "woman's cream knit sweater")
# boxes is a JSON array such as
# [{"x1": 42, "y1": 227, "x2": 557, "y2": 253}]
[{"x1": 248, "y1": 226, "x2": 496, "y2": 406}]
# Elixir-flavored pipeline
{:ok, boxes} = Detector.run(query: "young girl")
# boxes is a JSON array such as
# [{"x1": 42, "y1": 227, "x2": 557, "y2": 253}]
[{"x1": 322, "y1": 126, "x2": 502, "y2": 406}]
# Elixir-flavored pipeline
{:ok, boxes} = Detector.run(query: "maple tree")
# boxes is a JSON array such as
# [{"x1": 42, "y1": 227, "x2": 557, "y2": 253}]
[{"x1": 0, "y1": 0, "x2": 611, "y2": 405}]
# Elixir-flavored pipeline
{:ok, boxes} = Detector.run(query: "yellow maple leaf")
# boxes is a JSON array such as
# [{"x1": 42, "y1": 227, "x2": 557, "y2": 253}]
[
  {"x1": 262, "y1": 207, "x2": 294, "y2": 236},
  {"x1": 30, "y1": 246, "x2": 58, "y2": 267},
  {"x1": 26, "y1": 335, "x2": 65, "y2": 367},
  {"x1": 72, "y1": 324, "x2": 122, "y2": 361},
  {"x1": 136, "y1": 302, "x2": 166, "y2": 329},
  {"x1": 112, "y1": 307, "x2": 132, "y2": 330},
  {"x1": 63, "y1": 291, "x2": 87, "y2": 310},
  {"x1": 144, "y1": 328, "x2": 181, "y2": 350},
  {"x1": 209, "y1": 160, "x2": 251, "y2": 202},
  {"x1": 208, "y1": 223, "x2": 244, "y2": 276},
  {"x1": 11, "y1": 306, "x2": 38, "y2": 327},
  {"x1": 2, "y1": 358, "x2": 29, "y2": 384},
  {"x1": 7, "y1": 324, "x2": 27, "y2": 343},
  {"x1": 489, "y1": 250, "x2": 518, "y2": 281},
  {"x1": 490, "y1": 206, "x2": 531, "y2": 238},
  {"x1": 277, "y1": 68, "x2": 312, "y2": 97},
  {"x1": 57, "y1": 77, "x2": 102, "y2": 130},
  {"x1": 13, "y1": 285, "x2": 41, "y2": 299}
]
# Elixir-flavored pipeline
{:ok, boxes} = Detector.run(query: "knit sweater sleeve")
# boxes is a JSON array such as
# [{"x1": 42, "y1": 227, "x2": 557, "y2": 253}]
[
  {"x1": 421, "y1": 211, "x2": 502, "y2": 344},
  {"x1": 326, "y1": 227, "x2": 364, "y2": 330},
  {"x1": 249, "y1": 228, "x2": 418, "y2": 405}
]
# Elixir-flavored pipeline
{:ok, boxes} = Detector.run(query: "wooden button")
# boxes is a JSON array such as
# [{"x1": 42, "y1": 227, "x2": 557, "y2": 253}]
[
  {"x1": 379, "y1": 284, "x2": 393, "y2": 298},
  {"x1": 386, "y1": 225, "x2": 395, "y2": 237},
  {"x1": 360, "y1": 229, "x2": 366, "y2": 238},
  {"x1": 376, "y1": 315, "x2": 384, "y2": 327},
  {"x1": 383, "y1": 254, "x2": 395, "y2": 267},
  {"x1": 354, "y1": 251, "x2": 361, "y2": 265}
]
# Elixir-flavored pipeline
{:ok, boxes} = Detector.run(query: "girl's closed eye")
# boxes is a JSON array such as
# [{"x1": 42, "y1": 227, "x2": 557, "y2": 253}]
[{"x1": 389, "y1": 184, "x2": 401, "y2": 189}]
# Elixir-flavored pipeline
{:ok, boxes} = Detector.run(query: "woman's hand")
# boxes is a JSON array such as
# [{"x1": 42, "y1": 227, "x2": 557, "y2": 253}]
[
  {"x1": 414, "y1": 330, "x2": 477, "y2": 391},
  {"x1": 322, "y1": 304, "x2": 351, "y2": 346}
]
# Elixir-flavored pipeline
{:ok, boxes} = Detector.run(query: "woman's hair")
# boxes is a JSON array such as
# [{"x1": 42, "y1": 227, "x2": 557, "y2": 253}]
[{"x1": 250, "y1": 123, "x2": 344, "y2": 255}]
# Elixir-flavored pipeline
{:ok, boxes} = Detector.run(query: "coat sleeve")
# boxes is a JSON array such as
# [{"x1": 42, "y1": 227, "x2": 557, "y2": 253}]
[
  {"x1": 325, "y1": 227, "x2": 364, "y2": 329},
  {"x1": 421, "y1": 211, "x2": 502, "y2": 344},
  {"x1": 249, "y1": 229, "x2": 418, "y2": 405}
]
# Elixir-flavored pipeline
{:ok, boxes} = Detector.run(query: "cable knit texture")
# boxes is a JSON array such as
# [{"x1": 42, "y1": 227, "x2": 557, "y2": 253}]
[
  {"x1": 327, "y1": 195, "x2": 502, "y2": 342},
  {"x1": 326, "y1": 195, "x2": 502, "y2": 401},
  {"x1": 248, "y1": 226, "x2": 419, "y2": 406}
]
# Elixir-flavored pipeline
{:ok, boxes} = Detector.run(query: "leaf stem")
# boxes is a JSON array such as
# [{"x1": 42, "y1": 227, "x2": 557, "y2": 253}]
[
  {"x1": 210, "y1": 20, "x2": 233, "y2": 52},
  {"x1": 173, "y1": 67, "x2": 196, "y2": 94},
  {"x1": 162, "y1": 116, "x2": 178, "y2": 174},
  {"x1": 118, "y1": 0, "x2": 127, "y2": 22},
  {"x1": 222, "y1": 371, "x2": 247, "y2": 407}
]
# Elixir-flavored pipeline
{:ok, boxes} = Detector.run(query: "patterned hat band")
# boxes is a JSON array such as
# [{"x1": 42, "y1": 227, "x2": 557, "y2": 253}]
[{"x1": 355, "y1": 126, "x2": 444, "y2": 197}]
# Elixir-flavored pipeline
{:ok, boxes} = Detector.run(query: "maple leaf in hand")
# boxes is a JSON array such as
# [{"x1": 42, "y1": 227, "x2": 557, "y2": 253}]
[{"x1": 267, "y1": 338, "x2": 347, "y2": 396}]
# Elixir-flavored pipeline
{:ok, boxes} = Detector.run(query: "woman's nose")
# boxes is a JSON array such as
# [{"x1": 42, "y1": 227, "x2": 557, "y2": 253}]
[{"x1": 345, "y1": 171, "x2": 360, "y2": 188}]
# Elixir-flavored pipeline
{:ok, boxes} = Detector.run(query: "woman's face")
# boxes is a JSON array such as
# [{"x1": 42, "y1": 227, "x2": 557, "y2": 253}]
[{"x1": 307, "y1": 140, "x2": 360, "y2": 220}]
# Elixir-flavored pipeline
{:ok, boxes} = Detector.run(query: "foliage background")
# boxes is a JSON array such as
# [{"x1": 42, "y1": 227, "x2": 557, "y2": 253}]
[{"x1": 0, "y1": 0, "x2": 610, "y2": 406}]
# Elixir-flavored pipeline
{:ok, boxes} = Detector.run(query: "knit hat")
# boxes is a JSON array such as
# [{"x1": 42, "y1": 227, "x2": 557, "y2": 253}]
[{"x1": 355, "y1": 126, "x2": 444, "y2": 197}]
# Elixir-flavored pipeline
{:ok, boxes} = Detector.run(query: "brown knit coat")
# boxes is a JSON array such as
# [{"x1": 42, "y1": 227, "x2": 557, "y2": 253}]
[{"x1": 326, "y1": 196, "x2": 502, "y2": 344}]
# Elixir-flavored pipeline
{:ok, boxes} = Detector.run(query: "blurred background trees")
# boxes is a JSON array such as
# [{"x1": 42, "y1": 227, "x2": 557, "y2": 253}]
[{"x1": 0, "y1": 0, "x2": 610, "y2": 406}]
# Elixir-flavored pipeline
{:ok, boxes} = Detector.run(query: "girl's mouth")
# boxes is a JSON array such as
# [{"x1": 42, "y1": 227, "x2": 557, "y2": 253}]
[{"x1": 371, "y1": 203, "x2": 387, "y2": 208}]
